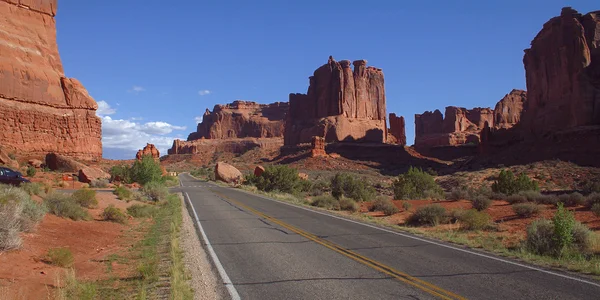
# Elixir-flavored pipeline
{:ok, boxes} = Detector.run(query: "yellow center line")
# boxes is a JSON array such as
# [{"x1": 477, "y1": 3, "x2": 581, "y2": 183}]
[{"x1": 212, "y1": 190, "x2": 467, "y2": 300}]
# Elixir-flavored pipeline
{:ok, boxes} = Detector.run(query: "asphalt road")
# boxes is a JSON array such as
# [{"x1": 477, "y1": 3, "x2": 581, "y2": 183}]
[{"x1": 176, "y1": 173, "x2": 600, "y2": 300}]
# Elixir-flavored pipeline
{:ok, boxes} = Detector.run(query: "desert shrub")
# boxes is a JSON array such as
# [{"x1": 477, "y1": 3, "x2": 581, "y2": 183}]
[
  {"x1": 526, "y1": 214, "x2": 592, "y2": 257},
  {"x1": 20, "y1": 196, "x2": 47, "y2": 232},
  {"x1": 130, "y1": 155, "x2": 163, "y2": 185},
  {"x1": 585, "y1": 192, "x2": 600, "y2": 209},
  {"x1": 370, "y1": 197, "x2": 398, "y2": 216},
  {"x1": 471, "y1": 196, "x2": 492, "y2": 211},
  {"x1": 447, "y1": 209, "x2": 466, "y2": 223},
  {"x1": 535, "y1": 194, "x2": 559, "y2": 205},
  {"x1": 8, "y1": 153, "x2": 15, "y2": 160},
  {"x1": 163, "y1": 175, "x2": 179, "y2": 187},
  {"x1": 458, "y1": 209, "x2": 490, "y2": 231},
  {"x1": 190, "y1": 167, "x2": 211, "y2": 178},
  {"x1": 72, "y1": 188, "x2": 97, "y2": 208},
  {"x1": 101, "y1": 205, "x2": 127, "y2": 224},
  {"x1": 526, "y1": 219, "x2": 556, "y2": 256},
  {"x1": 310, "y1": 195, "x2": 339, "y2": 210},
  {"x1": 253, "y1": 165, "x2": 300, "y2": 194},
  {"x1": 491, "y1": 170, "x2": 539, "y2": 195},
  {"x1": 89, "y1": 179, "x2": 109, "y2": 188},
  {"x1": 127, "y1": 204, "x2": 158, "y2": 218},
  {"x1": 446, "y1": 187, "x2": 470, "y2": 201},
  {"x1": 557, "y1": 192, "x2": 585, "y2": 207},
  {"x1": 20, "y1": 182, "x2": 44, "y2": 196},
  {"x1": 141, "y1": 181, "x2": 168, "y2": 202},
  {"x1": 131, "y1": 191, "x2": 148, "y2": 202},
  {"x1": 309, "y1": 180, "x2": 330, "y2": 197},
  {"x1": 339, "y1": 198, "x2": 359, "y2": 212},
  {"x1": 512, "y1": 203, "x2": 542, "y2": 218},
  {"x1": 407, "y1": 204, "x2": 446, "y2": 226},
  {"x1": 330, "y1": 173, "x2": 375, "y2": 201},
  {"x1": 46, "y1": 247, "x2": 74, "y2": 267},
  {"x1": 295, "y1": 179, "x2": 313, "y2": 194},
  {"x1": 582, "y1": 178, "x2": 600, "y2": 194},
  {"x1": 392, "y1": 167, "x2": 443, "y2": 200},
  {"x1": 44, "y1": 193, "x2": 91, "y2": 221},
  {"x1": 572, "y1": 222, "x2": 593, "y2": 253},
  {"x1": 26, "y1": 166, "x2": 36, "y2": 177},
  {"x1": 0, "y1": 186, "x2": 28, "y2": 250},
  {"x1": 402, "y1": 201, "x2": 411, "y2": 211},
  {"x1": 109, "y1": 165, "x2": 132, "y2": 183},
  {"x1": 553, "y1": 203, "x2": 575, "y2": 255},
  {"x1": 506, "y1": 194, "x2": 528, "y2": 204},
  {"x1": 113, "y1": 186, "x2": 132, "y2": 200},
  {"x1": 592, "y1": 203, "x2": 600, "y2": 217}
]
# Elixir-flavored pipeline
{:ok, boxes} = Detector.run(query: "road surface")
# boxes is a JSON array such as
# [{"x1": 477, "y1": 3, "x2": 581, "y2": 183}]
[{"x1": 176, "y1": 173, "x2": 600, "y2": 300}]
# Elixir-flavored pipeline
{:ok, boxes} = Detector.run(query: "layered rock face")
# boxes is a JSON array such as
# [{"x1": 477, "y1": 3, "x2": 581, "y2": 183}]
[
  {"x1": 188, "y1": 101, "x2": 288, "y2": 140},
  {"x1": 0, "y1": 0, "x2": 102, "y2": 160},
  {"x1": 493, "y1": 89, "x2": 527, "y2": 129},
  {"x1": 388, "y1": 113, "x2": 406, "y2": 146},
  {"x1": 414, "y1": 106, "x2": 493, "y2": 148},
  {"x1": 284, "y1": 57, "x2": 388, "y2": 145},
  {"x1": 522, "y1": 7, "x2": 600, "y2": 135}
]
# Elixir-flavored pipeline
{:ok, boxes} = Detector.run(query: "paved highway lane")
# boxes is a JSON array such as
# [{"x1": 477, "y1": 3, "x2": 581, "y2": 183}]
[{"x1": 176, "y1": 173, "x2": 600, "y2": 300}]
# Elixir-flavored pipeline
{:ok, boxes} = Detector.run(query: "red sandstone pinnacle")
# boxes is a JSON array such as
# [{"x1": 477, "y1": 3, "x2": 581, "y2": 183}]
[
  {"x1": 136, "y1": 143, "x2": 160, "y2": 161},
  {"x1": 310, "y1": 136, "x2": 327, "y2": 157},
  {"x1": 388, "y1": 113, "x2": 406, "y2": 146}
]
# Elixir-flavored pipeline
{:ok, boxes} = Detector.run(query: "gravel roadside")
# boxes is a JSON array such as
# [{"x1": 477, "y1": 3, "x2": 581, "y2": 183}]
[{"x1": 179, "y1": 194, "x2": 226, "y2": 300}]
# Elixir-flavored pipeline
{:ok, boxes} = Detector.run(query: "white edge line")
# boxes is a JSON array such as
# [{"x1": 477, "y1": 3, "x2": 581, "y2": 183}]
[
  {"x1": 183, "y1": 189, "x2": 242, "y2": 300},
  {"x1": 222, "y1": 182, "x2": 600, "y2": 288}
]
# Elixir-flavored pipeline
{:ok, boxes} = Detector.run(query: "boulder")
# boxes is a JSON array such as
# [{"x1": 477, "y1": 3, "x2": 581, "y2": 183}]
[
  {"x1": 28, "y1": 159, "x2": 44, "y2": 168},
  {"x1": 254, "y1": 166, "x2": 265, "y2": 177},
  {"x1": 215, "y1": 162, "x2": 243, "y2": 183},
  {"x1": 45, "y1": 153, "x2": 86, "y2": 172},
  {"x1": 298, "y1": 173, "x2": 309, "y2": 180},
  {"x1": 78, "y1": 167, "x2": 110, "y2": 183}
]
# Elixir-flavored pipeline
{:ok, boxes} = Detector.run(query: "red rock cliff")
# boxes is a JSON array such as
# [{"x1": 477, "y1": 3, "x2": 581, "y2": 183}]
[
  {"x1": 285, "y1": 56, "x2": 387, "y2": 145},
  {"x1": 388, "y1": 113, "x2": 406, "y2": 146},
  {"x1": 493, "y1": 89, "x2": 527, "y2": 130},
  {"x1": 0, "y1": 0, "x2": 102, "y2": 160},
  {"x1": 522, "y1": 7, "x2": 600, "y2": 135},
  {"x1": 188, "y1": 100, "x2": 288, "y2": 140}
]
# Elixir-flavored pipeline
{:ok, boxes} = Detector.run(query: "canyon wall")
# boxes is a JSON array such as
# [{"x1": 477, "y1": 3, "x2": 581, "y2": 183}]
[{"x1": 0, "y1": 0, "x2": 102, "y2": 160}]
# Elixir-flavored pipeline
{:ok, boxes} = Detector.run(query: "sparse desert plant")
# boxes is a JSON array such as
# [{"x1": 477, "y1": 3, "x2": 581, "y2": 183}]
[
  {"x1": 44, "y1": 193, "x2": 91, "y2": 221},
  {"x1": 130, "y1": 155, "x2": 163, "y2": 185},
  {"x1": 0, "y1": 194, "x2": 23, "y2": 250},
  {"x1": 109, "y1": 165, "x2": 132, "y2": 183},
  {"x1": 19, "y1": 196, "x2": 47, "y2": 232},
  {"x1": 310, "y1": 195, "x2": 339, "y2": 210},
  {"x1": 407, "y1": 204, "x2": 446, "y2": 226},
  {"x1": 585, "y1": 192, "x2": 600, "y2": 209},
  {"x1": 127, "y1": 204, "x2": 158, "y2": 218},
  {"x1": 89, "y1": 179, "x2": 109, "y2": 188},
  {"x1": 20, "y1": 182, "x2": 44, "y2": 196},
  {"x1": 458, "y1": 209, "x2": 490, "y2": 231},
  {"x1": 26, "y1": 166, "x2": 36, "y2": 177},
  {"x1": 553, "y1": 203, "x2": 575, "y2": 255},
  {"x1": 45, "y1": 247, "x2": 74, "y2": 267},
  {"x1": 309, "y1": 180, "x2": 330, "y2": 197},
  {"x1": 535, "y1": 194, "x2": 559, "y2": 205},
  {"x1": 581, "y1": 178, "x2": 600, "y2": 194},
  {"x1": 7, "y1": 153, "x2": 15, "y2": 160},
  {"x1": 330, "y1": 173, "x2": 375, "y2": 201},
  {"x1": 294, "y1": 179, "x2": 313, "y2": 194},
  {"x1": 512, "y1": 203, "x2": 542, "y2": 218},
  {"x1": 113, "y1": 186, "x2": 132, "y2": 200},
  {"x1": 592, "y1": 203, "x2": 600, "y2": 217},
  {"x1": 446, "y1": 187, "x2": 470, "y2": 201},
  {"x1": 557, "y1": 192, "x2": 585, "y2": 207},
  {"x1": 505, "y1": 194, "x2": 528, "y2": 204},
  {"x1": 163, "y1": 175, "x2": 180, "y2": 187},
  {"x1": 526, "y1": 219, "x2": 556, "y2": 256},
  {"x1": 72, "y1": 188, "x2": 97, "y2": 208},
  {"x1": 392, "y1": 167, "x2": 444, "y2": 200},
  {"x1": 572, "y1": 222, "x2": 593, "y2": 254},
  {"x1": 253, "y1": 165, "x2": 300, "y2": 194},
  {"x1": 402, "y1": 201, "x2": 411, "y2": 211},
  {"x1": 471, "y1": 195, "x2": 492, "y2": 211},
  {"x1": 525, "y1": 213, "x2": 592, "y2": 257},
  {"x1": 141, "y1": 181, "x2": 169, "y2": 202},
  {"x1": 491, "y1": 170, "x2": 539, "y2": 195},
  {"x1": 339, "y1": 198, "x2": 359, "y2": 212},
  {"x1": 101, "y1": 205, "x2": 127, "y2": 224},
  {"x1": 370, "y1": 197, "x2": 398, "y2": 216}
]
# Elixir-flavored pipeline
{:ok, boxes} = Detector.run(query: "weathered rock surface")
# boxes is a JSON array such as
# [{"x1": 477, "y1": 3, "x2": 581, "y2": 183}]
[
  {"x1": 310, "y1": 136, "x2": 327, "y2": 157},
  {"x1": 28, "y1": 159, "x2": 44, "y2": 168},
  {"x1": 188, "y1": 101, "x2": 288, "y2": 140},
  {"x1": 215, "y1": 162, "x2": 243, "y2": 183},
  {"x1": 285, "y1": 56, "x2": 387, "y2": 145},
  {"x1": 168, "y1": 138, "x2": 283, "y2": 155},
  {"x1": 45, "y1": 153, "x2": 85, "y2": 172},
  {"x1": 522, "y1": 7, "x2": 600, "y2": 135},
  {"x1": 136, "y1": 144, "x2": 160, "y2": 161},
  {"x1": 254, "y1": 166, "x2": 265, "y2": 177},
  {"x1": 494, "y1": 89, "x2": 527, "y2": 129},
  {"x1": 388, "y1": 113, "x2": 406, "y2": 146},
  {"x1": 0, "y1": 0, "x2": 102, "y2": 160},
  {"x1": 78, "y1": 167, "x2": 110, "y2": 183},
  {"x1": 0, "y1": 148, "x2": 18, "y2": 169}
]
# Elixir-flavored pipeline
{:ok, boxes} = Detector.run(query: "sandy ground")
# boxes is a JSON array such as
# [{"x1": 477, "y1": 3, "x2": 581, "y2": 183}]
[{"x1": 179, "y1": 194, "x2": 224, "y2": 300}]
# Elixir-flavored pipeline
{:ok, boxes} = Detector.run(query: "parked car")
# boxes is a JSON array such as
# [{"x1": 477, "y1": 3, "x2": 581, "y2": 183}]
[{"x1": 0, "y1": 166, "x2": 31, "y2": 186}]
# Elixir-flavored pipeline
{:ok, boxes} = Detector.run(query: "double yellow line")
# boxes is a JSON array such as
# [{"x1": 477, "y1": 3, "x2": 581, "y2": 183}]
[{"x1": 213, "y1": 190, "x2": 466, "y2": 300}]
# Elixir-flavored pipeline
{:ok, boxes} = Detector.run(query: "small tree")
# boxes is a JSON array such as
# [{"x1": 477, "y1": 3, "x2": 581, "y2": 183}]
[
  {"x1": 254, "y1": 165, "x2": 300, "y2": 193},
  {"x1": 130, "y1": 155, "x2": 163, "y2": 185},
  {"x1": 491, "y1": 170, "x2": 538, "y2": 195},
  {"x1": 109, "y1": 165, "x2": 132, "y2": 183},
  {"x1": 330, "y1": 173, "x2": 375, "y2": 201},
  {"x1": 392, "y1": 167, "x2": 443, "y2": 200},
  {"x1": 553, "y1": 203, "x2": 575, "y2": 256}
]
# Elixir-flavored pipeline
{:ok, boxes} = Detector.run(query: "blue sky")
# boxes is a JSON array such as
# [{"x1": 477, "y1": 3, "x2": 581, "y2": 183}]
[{"x1": 56, "y1": 0, "x2": 597, "y2": 159}]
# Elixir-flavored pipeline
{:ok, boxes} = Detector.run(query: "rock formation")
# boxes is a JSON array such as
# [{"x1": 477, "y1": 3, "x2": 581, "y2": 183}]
[
  {"x1": 215, "y1": 162, "x2": 243, "y2": 183},
  {"x1": 284, "y1": 56, "x2": 387, "y2": 145},
  {"x1": 136, "y1": 144, "x2": 160, "y2": 161},
  {"x1": 493, "y1": 89, "x2": 527, "y2": 129},
  {"x1": 45, "y1": 153, "x2": 86, "y2": 172},
  {"x1": 78, "y1": 167, "x2": 110, "y2": 184},
  {"x1": 254, "y1": 166, "x2": 265, "y2": 177},
  {"x1": 522, "y1": 7, "x2": 600, "y2": 135},
  {"x1": 388, "y1": 113, "x2": 406, "y2": 146},
  {"x1": 0, "y1": 0, "x2": 102, "y2": 160},
  {"x1": 310, "y1": 136, "x2": 327, "y2": 157},
  {"x1": 188, "y1": 101, "x2": 288, "y2": 140}
]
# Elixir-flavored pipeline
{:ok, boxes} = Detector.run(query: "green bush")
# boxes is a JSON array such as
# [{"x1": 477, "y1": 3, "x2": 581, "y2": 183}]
[
  {"x1": 402, "y1": 201, "x2": 411, "y2": 211},
  {"x1": 109, "y1": 165, "x2": 132, "y2": 183},
  {"x1": 26, "y1": 166, "x2": 36, "y2": 177},
  {"x1": 310, "y1": 195, "x2": 339, "y2": 210},
  {"x1": 330, "y1": 173, "x2": 375, "y2": 201},
  {"x1": 20, "y1": 182, "x2": 44, "y2": 196},
  {"x1": 309, "y1": 180, "x2": 330, "y2": 196},
  {"x1": 127, "y1": 204, "x2": 158, "y2": 218},
  {"x1": 592, "y1": 203, "x2": 600, "y2": 217},
  {"x1": 339, "y1": 198, "x2": 359, "y2": 212},
  {"x1": 471, "y1": 196, "x2": 492, "y2": 211},
  {"x1": 141, "y1": 181, "x2": 168, "y2": 202},
  {"x1": 101, "y1": 205, "x2": 127, "y2": 224},
  {"x1": 46, "y1": 247, "x2": 74, "y2": 267},
  {"x1": 572, "y1": 222, "x2": 593, "y2": 254},
  {"x1": 553, "y1": 203, "x2": 575, "y2": 255},
  {"x1": 446, "y1": 187, "x2": 470, "y2": 201},
  {"x1": 72, "y1": 188, "x2": 98, "y2": 208},
  {"x1": 130, "y1": 155, "x2": 163, "y2": 185},
  {"x1": 557, "y1": 192, "x2": 585, "y2": 207},
  {"x1": 163, "y1": 175, "x2": 179, "y2": 187},
  {"x1": 525, "y1": 215, "x2": 592, "y2": 257},
  {"x1": 44, "y1": 193, "x2": 91, "y2": 221},
  {"x1": 582, "y1": 178, "x2": 600, "y2": 194},
  {"x1": 407, "y1": 204, "x2": 446, "y2": 226},
  {"x1": 295, "y1": 179, "x2": 313, "y2": 194},
  {"x1": 505, "y1": 194, "x2": 528, "y2": 204},
  {"x1": 370, "y1": 197, "x2": 398, "y2": 216},
  {"x1": 491, "y1": 170, "x2": 539, "y2": 195},
  {"x1": 113, "y1": 186, "x2": 132, "y2": 200},
  {"x1": 512, "y1": 203, "x2": 542, "y2": 218},
  {"x1": 252, "y1": 165, "x2": 300, "y2": 194},
  {"x1": 458, "y1": 209, "x2": 490, "y2": 231},
  {"x1": 586, "y1": 192, "x2": 600, "y2": 209},
  {"x1": 392, "y1": 167, "x2": 443, "y2": 200},
  {"x1": 20, "y1": 196, "x2": 47, "y2": 232},
  {"x1": 526, "y1": 219, "x2": 555, "y2": 256},
  {"x1": 89, "y1": 179, "x2": 109, "y2": 188}
]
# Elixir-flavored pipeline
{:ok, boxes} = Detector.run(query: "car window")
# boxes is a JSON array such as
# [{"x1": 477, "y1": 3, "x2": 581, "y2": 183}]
[{"x1": 4, "y1": 169, "x2": 15, "y2": 176}]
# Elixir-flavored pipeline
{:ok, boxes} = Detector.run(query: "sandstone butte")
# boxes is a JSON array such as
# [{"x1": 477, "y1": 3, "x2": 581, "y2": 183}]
[
  {"x1": 284, "y1": 56, "x2": 389, "y2": 146},
  {"x1": 169, "y1": 100, "x2": 287, "y2": 155},
  {"x1": 0, "y1": 0, "x2": 102, "y2": 160},
  {"x1": 388, "y1": 113, "x2": 406, "y2": 146}
]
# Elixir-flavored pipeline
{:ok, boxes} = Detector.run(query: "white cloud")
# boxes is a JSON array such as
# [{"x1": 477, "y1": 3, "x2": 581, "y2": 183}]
[
  {"x1": 194, "y1": 116, "x2": 204, "y2": 124},
  {"x1": 138, "y1": 121, "x2": 186, "y2": 135},
  {"x1": 198, "y1": 90, "x2": 211, "y2": 96},
  {"x1": 128, "y1": 85, "x2": 146, "y2": 94},
  {"x1": 96, "y1": 100, "x2": 116, "y2": 116}
]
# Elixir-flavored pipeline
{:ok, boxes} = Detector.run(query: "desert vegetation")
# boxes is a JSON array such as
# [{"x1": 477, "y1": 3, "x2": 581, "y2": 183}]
[{"x1": 0, "y1": 184, "x2": 47, "y2": 250}]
